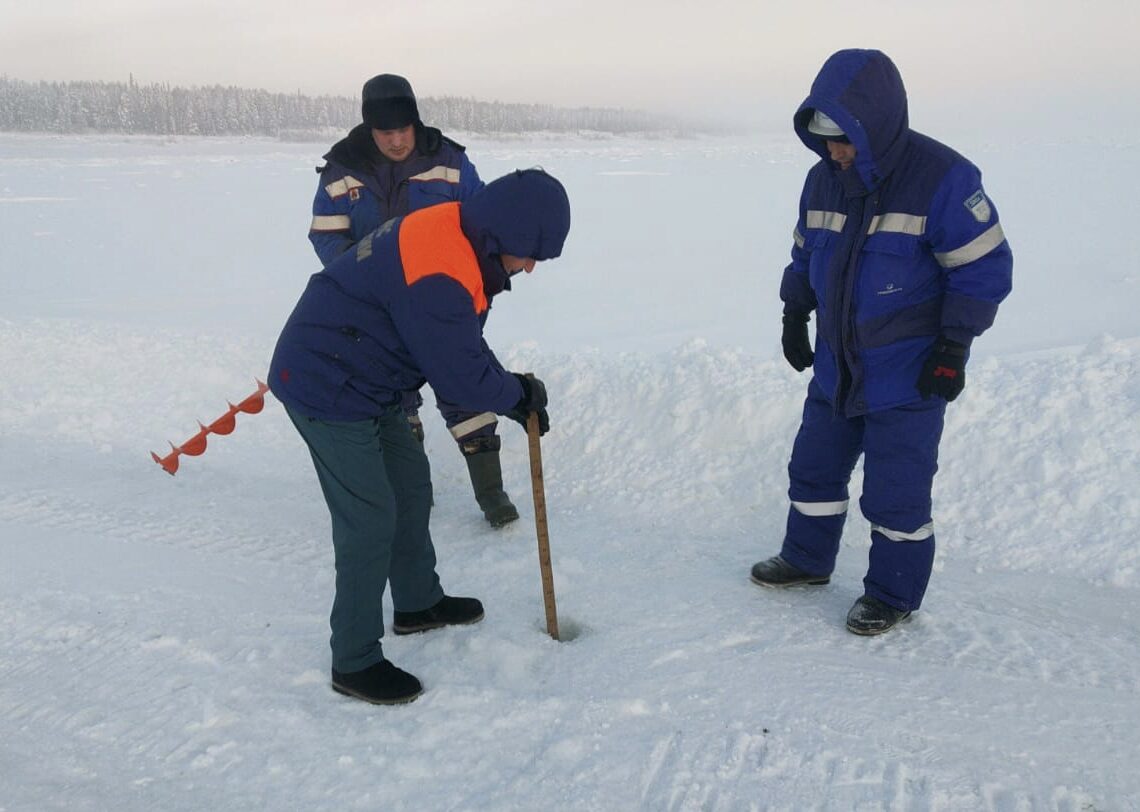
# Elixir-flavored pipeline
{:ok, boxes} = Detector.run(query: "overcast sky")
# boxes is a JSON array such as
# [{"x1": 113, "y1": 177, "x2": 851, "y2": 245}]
[{"x1": 2, "y1": 0, "x2": 1137, "y2": 129}]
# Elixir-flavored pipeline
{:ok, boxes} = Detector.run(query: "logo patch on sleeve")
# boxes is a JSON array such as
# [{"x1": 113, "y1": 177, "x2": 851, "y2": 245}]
[{"x1": 964, "y1": 189, "x2": 992, "y2": 223}]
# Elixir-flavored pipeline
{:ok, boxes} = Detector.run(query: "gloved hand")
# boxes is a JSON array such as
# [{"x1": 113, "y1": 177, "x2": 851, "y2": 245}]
[
  {"x1": 916, "y1": 337, "x2": 968, "y2": 402},
  {"x1": 504, "y1": 373, "x2": 549, "y2": 435},
  {"x1": 781, "y1": 311, "x2": 814, "y2": 372}
]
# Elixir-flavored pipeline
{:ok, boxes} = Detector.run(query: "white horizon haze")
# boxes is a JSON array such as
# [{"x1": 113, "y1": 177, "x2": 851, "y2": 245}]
[{"x1": 2, "y1": 1, "x2": 1138, "y2": 130}]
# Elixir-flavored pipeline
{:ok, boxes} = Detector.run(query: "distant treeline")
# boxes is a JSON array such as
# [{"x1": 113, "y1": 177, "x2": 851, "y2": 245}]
[{"x1": 0, "y1": 76, "x2": 696, "y2": 137}]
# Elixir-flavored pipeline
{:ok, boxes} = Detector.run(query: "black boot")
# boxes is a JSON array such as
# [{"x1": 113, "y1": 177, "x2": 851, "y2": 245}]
[
  {"x1": 393, "y1": 595, "x2": 485, "y2": 635},
  {"x1": 845, "y1": 595, "x2": 911, "y2": 635},
  {"x1": 462, "y1": 436, "x2": 519, "y2": 528},
  {"x1": 750, "y1": 555, "x2": 830, "y2": 587},
  {"x1": 331, "y1": 659, "x2": 423, "y2": 705}
]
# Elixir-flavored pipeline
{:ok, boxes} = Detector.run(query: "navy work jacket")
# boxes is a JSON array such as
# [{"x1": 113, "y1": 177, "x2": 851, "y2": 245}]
[{"x1": 781, "y1": 49, "x2": 1013, "y2": 416}]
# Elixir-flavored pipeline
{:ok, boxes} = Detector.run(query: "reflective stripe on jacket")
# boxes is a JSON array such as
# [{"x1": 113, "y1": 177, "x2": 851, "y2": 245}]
[{"x1": 308, "y1": 124, "x2": 484, "y2": 266}]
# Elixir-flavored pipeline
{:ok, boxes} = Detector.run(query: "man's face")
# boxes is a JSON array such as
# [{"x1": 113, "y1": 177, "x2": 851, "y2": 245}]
[
  {"x1": 371, "y1": 125, "x2": 415, "y2": 162},
  {"x1": 826, "y1": 140, "x2": 856, "y2": 171},
  {"x1": 500, "y1": 254, "x2": 537, "y2": 275}
]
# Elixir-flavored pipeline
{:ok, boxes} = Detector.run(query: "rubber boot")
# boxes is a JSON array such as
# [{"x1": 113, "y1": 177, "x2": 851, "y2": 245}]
[{"x1": 461, "y1": 436, "x2": 519, "y2": 528}]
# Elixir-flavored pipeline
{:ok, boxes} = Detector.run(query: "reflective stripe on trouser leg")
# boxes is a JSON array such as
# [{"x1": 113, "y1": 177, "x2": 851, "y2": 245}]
[
  {"x1": 434, "y1": 386, "x2": 500, "y2": 444},
  {"x1": 285, "y1": 404, "x2": 442, "y2": 673},
  {"x1": 781, "y1": 500, "x2": 849, "y2": 577},
  {"x1": 448, "y1": 411, "x2": 498, "y2": 441},
  {"x1": 859, "y1": 397, "x2": 946, "y2": 612},
  {"x1": 779, "y1": 379, "x2": 864, "y2": 577}
]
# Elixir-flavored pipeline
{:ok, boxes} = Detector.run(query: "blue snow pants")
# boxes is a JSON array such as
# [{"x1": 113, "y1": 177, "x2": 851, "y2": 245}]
[
  {"x1": 286, "y1": 404, "x2": 444, "y2": 673},
  {"x1": 779, "y1": 379, "x2": 946, "y2": 611}
]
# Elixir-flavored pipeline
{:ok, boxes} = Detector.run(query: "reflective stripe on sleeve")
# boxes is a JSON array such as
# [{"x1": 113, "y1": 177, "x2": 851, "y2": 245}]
[
  {"x1": 310, "y1": 214, "x2": 351, "y2": 232},
  {"x1": 323, "y1": 176, "x2": 365, "y2": 199},
  {"x1": 867, "y1": 212, "x2": 926, "y2": 236},
  {"x1": 805, "y1": 210, "x2": 846, "y2": 233},
  {"x1": 411, "y1": 165, "x2": 461, "y2": 183},
  {"x1": 935, "y1": 223, "x2": 1006, "y2": 269},
  {"x1": 793, "y1": 226, "x2": 805, "y2": 249},
  {"x1": 449, "y1": 412, "x2": 498, "y2": 440},
  {"x1": 791, "y1": 499, "x2": 849, "y2": 517},
  {"x1": 872, "y1": 522, "x2": 934, "y2": 542}
]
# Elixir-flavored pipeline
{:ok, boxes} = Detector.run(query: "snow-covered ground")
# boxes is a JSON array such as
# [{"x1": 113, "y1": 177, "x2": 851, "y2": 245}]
[{"x1": 1, "y1": 131, "x2": 1137, "y2": 811}]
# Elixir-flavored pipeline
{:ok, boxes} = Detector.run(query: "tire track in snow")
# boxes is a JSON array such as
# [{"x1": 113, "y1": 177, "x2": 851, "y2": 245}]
[
  {"x1": 0, "y1": 527, "x2": 334, "y2": 811},
  {"x1": 0, "y1": 479, "x2": 327, "y2": 571}
]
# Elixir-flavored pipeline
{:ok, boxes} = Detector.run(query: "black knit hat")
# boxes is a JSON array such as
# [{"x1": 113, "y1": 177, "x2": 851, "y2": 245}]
[{"x1": 361, "y1": 74, "x2": 420, "y2": 130}]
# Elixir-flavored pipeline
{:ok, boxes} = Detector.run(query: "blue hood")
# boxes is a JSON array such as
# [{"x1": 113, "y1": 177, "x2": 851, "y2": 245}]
[
  {"x1": 794, "y1": 49, "x2": 910, "y2": 192},
  {"x1": 460, "y1": 168, "x2": 571, "y2": 262}
]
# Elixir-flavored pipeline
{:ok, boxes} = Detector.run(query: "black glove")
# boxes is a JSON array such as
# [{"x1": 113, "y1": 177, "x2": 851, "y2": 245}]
[
  {"x1": 781, "y1": 311, "x2": 814, "y2": 372},
  {"x1": 504, "y1": 373, "x2": 549, "y2": 435},
  {"x1": 916, "y1": 337, "x2": 968, "y2": 402}
]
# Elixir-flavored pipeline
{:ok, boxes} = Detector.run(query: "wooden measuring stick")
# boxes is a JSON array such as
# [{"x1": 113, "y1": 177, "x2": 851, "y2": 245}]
[{"x1": 527, "y1": 411, "x2": 560, "y2": 640}]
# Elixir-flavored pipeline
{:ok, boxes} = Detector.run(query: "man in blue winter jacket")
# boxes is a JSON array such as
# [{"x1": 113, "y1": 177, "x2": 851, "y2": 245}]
[
  {"x1": 310, "y1": 73, "x2": 521, "y2": 529},
  {"x1": 750, "y1": 49, "x2": 1012, "y2": 634},
  {"x1": 271, "y1": 169, "x2": 571, "y2": 703}
]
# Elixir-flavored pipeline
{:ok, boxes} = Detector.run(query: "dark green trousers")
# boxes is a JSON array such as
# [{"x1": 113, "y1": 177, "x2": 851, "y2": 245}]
[{"x1": 286, "y1": 404, "x2": 444, "y2": 672}]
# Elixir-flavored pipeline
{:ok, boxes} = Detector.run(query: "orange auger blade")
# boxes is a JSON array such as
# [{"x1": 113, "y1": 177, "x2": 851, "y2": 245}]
[
  {"x1": 180, "y1": 425, "x2": 209, "y2": 456},
  {"x1": 150, "y1": 380, "x2": 272, "y2": 476},
  {"x1": 151, "y1": 444, "x2": 180, "y2": 476},
  {"x1": 208, "y1": 407, "x2": 238, "y2": 435},
  {"x1": 235, "y1": 379, "x2": 269, "y2": 414}
]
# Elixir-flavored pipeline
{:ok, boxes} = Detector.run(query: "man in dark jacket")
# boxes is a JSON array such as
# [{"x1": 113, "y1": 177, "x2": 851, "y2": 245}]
[
  {"x1": 272, "y1": 169, "x2": 571, "y2": 704},
  {"x1": 309, "y1": 73, "x2": 520, "y2": 529},
  {"x1": 750, "y1": 49, "x2": 1012, "y2": 635}
]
